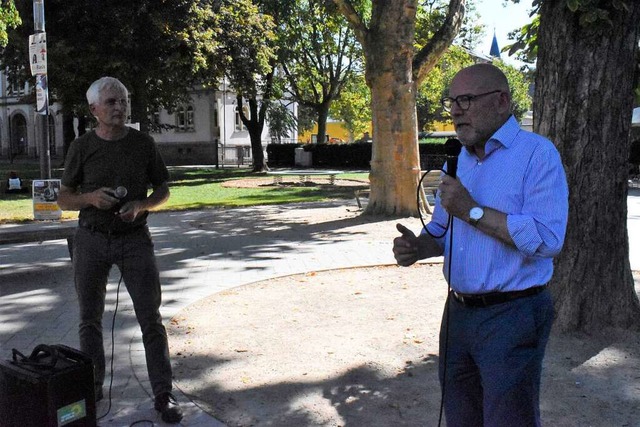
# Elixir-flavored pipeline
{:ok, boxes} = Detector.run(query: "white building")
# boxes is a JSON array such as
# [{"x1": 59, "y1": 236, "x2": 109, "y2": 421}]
[
  {"x1": 0, "y1": 73, "x2": 63, "y2": 161},
  {"x1": 0, "y1": 74, "x2": 297, "y2": 166}
]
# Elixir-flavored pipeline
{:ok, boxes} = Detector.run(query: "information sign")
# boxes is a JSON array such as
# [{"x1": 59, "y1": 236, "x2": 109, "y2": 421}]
[{"x1": 32, "y1": 179, "x2": 62, "y2": 220}]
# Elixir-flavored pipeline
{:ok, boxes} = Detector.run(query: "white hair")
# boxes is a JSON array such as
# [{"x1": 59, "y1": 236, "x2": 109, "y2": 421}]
[{"x1": 86, "y1": 77, "x2": 128, "y2": 105}]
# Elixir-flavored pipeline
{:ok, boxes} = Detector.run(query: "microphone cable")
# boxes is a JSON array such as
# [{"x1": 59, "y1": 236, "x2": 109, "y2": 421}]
[
  {"x1": 416, "y1": 169, "x2": 450, "y2": 239},
  {"x1": 95, "y1": 204, "x2": 156, "y2": 426},
  {"x1": 414, "y1": 169, "x2": 455, "y2": 427},
  {"x1": 97, "y1": 215, "x2": 126, "y2": 422},
  {"x1": 438, "y1": 219, "x2": 455, "y2": 427}
]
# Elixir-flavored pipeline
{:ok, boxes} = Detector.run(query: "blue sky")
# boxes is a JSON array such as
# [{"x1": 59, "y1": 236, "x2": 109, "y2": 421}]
[{"x1": 474, "y1": 0, "x2": 535, "y2": 65}]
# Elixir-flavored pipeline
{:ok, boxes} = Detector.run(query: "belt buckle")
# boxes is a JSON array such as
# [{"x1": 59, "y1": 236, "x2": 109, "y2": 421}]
[{"x1": 453, "y1": 291, "x2": 466, "y2": 305}]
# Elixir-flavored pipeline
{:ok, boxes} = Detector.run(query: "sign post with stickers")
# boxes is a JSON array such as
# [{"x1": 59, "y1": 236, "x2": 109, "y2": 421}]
[{"x1": 30, "y1": 0, "x2": 51, "y2": 181}]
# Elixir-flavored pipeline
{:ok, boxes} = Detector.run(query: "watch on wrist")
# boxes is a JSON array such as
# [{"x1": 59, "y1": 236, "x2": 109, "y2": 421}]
[{"x1": 469, "y1": 206, "x2": 484, "y2": 226}]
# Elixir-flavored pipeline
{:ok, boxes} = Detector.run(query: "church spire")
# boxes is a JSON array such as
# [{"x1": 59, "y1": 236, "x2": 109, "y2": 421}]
[{"x1": 490, "y1": 30, "x2": 501, "y2": 58}]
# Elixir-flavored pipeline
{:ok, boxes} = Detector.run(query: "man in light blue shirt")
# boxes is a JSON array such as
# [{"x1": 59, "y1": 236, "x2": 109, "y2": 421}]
[{"x1": 393, "y1": 64, "x2": 568, "y2": 426}]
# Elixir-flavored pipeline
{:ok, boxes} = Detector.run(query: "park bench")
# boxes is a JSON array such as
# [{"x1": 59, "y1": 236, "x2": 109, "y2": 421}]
[{"x1": 266, "y1": 170, "x2": 344, "y2": 185}]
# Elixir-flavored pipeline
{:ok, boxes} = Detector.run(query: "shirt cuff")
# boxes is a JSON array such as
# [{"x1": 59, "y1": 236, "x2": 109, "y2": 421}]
[{"x1": 507, "y1": 214, "x2": 543, "y2": 256}]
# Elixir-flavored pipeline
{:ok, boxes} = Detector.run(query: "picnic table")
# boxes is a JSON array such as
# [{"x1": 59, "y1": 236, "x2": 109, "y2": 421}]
[{"x1": 266, "y1": 170, "x2": 344, "y2": 185}]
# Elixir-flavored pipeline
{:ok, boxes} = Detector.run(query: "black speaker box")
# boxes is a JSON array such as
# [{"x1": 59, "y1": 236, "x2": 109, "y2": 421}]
[{"x1": 0, "y1": 344, "x2": 96, "y2": 427}]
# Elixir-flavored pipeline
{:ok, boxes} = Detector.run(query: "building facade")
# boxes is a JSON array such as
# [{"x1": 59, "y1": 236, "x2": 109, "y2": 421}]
[
  {"x1": 0, "y1": 74, "x2": 296, "y2": 166},
  {"x1": 0, "y1": 73, "x2": 64, "y2": 162}
]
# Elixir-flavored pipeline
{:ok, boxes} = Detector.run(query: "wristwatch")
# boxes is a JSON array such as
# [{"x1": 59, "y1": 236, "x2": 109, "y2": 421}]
[{"x1": 469, "y1": 206, "x2": 485, "y2": 226}]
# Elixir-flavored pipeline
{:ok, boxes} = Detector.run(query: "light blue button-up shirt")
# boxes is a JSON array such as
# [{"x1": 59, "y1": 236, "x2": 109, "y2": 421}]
[{"x1": 425, "y1": 116, "x2": 569, "y2": 294}]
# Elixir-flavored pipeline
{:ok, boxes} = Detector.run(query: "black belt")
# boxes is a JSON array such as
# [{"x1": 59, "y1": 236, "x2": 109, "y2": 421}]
[
  {"x1": 79, "y1": 221, "x2": 144, "y2": 236},
  {"x1": 451, "y1": 285, "x2": 547, "y2": 308}
]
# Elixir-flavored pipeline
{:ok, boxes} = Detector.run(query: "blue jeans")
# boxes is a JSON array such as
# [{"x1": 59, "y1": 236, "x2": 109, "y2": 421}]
[
  {"x1": 72, "y1": 226, "x2": 173, "y2": 397},
  {"x1": 439, "y1": 289, "x2": 554, "y2": 427}
]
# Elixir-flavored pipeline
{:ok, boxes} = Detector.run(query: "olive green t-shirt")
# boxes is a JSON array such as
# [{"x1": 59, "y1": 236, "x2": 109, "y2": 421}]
[{"x1": 61, "y1": 129, "x2": 169, "y2": 232}]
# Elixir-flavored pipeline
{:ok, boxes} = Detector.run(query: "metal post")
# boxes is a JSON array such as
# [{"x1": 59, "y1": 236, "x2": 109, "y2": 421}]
[
  {"x1": 222, "y1": 78, "x2": 227, "y2": 168},
  {"x1": 33, "y1": 0, "x2": 50, "y2": 179}
]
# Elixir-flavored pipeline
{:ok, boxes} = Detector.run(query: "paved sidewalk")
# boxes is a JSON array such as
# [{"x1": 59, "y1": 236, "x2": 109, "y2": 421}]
[
  {"x1": 0, "y1": 191, "x2": 638, "y2": 426},
  {"x1": 0, "y1": 200, "x2": 426, "y2": 426}
]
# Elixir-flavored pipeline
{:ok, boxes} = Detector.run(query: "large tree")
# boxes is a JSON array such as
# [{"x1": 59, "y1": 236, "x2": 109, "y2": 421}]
[
  {"x1": 333, "y1": 0, "x2": 466, "y2": 215},
  {"x1": 535, "y1": 0, "x2": 640, "y2": 331},
  {"x1": 201, "y1": 0, "x2": 292, "y2": 171},
  {"x1": 280, "y1": 0, "x2": 362, "y2": 146}
]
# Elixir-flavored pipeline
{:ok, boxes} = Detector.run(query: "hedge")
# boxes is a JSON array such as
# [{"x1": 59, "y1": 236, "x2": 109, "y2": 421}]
[{"x1": 266, "y1": 142, "x2": 449, "y2": 171}]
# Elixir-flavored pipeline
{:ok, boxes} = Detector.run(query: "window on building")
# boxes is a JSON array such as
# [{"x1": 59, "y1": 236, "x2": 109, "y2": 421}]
[
  {"x1": 235, "y1": 105, "x2": 249, "y2": 131},
  {"x1": 7, "y1": 79, "x2": 25, "y2": 97},
  {"x1": 175, "y1": 104, "x2": 195, "y2": 132},
  {"x1": 212, "y1": 105, "x2": 220, "y2": 137},
  {"x1": 186, "y1": 105, "x2": 194, "y2": 130}
]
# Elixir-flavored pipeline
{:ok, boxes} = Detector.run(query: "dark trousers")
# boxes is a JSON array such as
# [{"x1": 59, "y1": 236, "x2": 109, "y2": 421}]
[
  {"x1": 439, "y1": 289, "x2": 554, "y2": 427},
  {"x1": 72, "y1": 226, "x2": 173, "y2": 397}
]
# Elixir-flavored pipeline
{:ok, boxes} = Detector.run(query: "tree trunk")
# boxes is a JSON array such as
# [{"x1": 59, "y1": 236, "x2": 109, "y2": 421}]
[
  {"x1": 77, "y1": 116, "x2": 87, "y2": 137},
  {"x1": 363, "y1": 1, "x2": 420, "y2": 216},
  {"x1": 334, "y1": 0, "x2": 464, "y2": 216},
  {"x1": 535, "y1": 0, "x2": 640, "y2": 331},
  {"x1": 316, "y1": 102, "x2": 330, "y2": 144},
  {"x1": 61, "y1": 111, "x2": 75, "y2": 166},
  {"x1": 129, "y1": 78, "x2": 149, "y2": 133},
  {"x1": 240, "y1": 97, "x2": 268, "y2": 172}
]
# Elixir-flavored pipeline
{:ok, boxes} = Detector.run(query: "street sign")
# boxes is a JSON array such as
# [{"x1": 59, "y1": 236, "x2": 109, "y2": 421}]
[{"x1": 28, "y1": 32, "x2": 47, "y2": 76}]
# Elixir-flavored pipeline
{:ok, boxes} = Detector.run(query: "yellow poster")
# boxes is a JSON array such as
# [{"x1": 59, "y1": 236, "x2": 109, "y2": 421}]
[{"x1": 32, "y1": 179, "x2": 61, "y2": 220}]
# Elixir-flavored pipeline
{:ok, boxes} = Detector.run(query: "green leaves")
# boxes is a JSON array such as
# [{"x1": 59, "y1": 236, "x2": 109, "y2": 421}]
[
  {"x1": 0, "y1": 0, "x2": 20, "y2": 47},
  {"x1": 566, "y1": 0, "x2": 580, "y2": 12},
  {"x1": 564, "y1": 0, "x2": 631, "y2": 28}
]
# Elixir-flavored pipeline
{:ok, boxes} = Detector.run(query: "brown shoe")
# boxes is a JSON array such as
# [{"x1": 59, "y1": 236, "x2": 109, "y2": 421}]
[{"x1": 154, "y1": 392, "x2": 183, "y2": 423}]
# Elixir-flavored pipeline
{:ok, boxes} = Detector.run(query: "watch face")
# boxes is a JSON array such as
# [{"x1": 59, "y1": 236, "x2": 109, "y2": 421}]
[{"x1": 470, "y1": 207, "x2": 484, "y2": 221}]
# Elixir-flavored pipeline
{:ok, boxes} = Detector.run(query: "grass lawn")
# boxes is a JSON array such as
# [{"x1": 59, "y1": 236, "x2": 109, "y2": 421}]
[{"x1": 0, "y1": 165, "x2": 369, "y2": 223}]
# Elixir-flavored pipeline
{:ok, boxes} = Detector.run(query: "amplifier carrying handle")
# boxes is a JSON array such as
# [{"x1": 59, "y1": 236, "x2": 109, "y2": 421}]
[{"x1": 12, "y1": 344, "x2": 59, "y2": 369}]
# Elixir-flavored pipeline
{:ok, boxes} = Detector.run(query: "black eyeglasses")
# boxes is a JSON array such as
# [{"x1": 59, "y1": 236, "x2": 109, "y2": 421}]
[{"x1": 440, "y1": 90, "x2": 502, "y2": 112}]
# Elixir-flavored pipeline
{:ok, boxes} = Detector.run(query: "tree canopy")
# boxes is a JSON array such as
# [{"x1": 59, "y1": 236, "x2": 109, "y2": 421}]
[
  {"x1": 281, "y1": 0, "x2": 362, "y2": 145},
  {"x1": 0, "y1": 0, "x2": 20, "y2": 47}
]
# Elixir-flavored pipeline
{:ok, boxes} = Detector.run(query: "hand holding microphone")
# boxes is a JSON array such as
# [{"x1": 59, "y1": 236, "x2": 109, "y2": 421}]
[
  {"x1": 439, "y1": 139, "x2": 476, "y2": 218},
  {"x1": 99, "y1": 186, "x2": 135, "y2": 220},
  {"x1": 444, "y1": 138, "x2": 462, "y2": 178},
  {"x1": 111, "y1": 186, "x2": 144, "y2": 222},
  {"x1": 111, "y1": 186, "x2": 138, "y2": 221},
  {"x1": 109, "y1": 186, "x2": 128, "y2": 213}
]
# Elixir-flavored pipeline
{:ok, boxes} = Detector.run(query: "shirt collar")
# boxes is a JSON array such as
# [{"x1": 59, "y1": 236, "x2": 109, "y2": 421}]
[
  {"x1": 464, "y1": 115, "x2": 519, "y2": 159},
  {"x1": 490, "y1": 115, "x2": 520, "y2": 149}
]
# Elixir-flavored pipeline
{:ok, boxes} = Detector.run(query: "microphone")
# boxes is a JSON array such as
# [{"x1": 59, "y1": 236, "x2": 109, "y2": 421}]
[
  {"x1": 114, "y1": 186, "x2": 127, "y2": 199},
  {"x1": 444, "y1": 138, "x2": 462, "y2": 178},
  {"x1": 112, "y1": 186, "x2": 128, "y2": 214}
]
